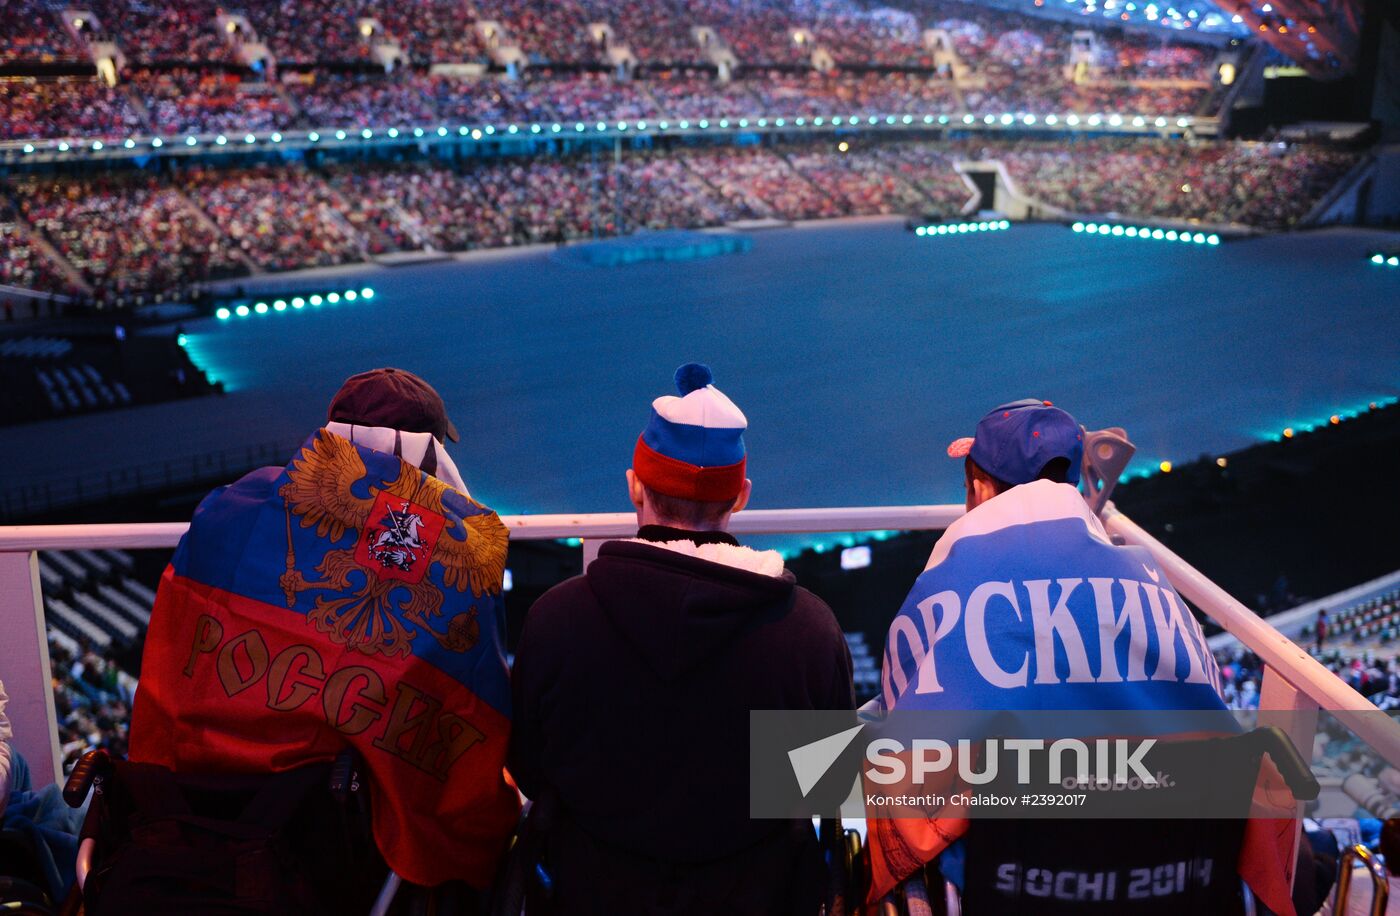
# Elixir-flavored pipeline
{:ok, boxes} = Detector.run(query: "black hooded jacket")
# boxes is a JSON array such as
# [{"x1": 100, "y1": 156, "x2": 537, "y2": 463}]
[{"x1": 508, "y1": 530, "x2": 854, "y2": 915}]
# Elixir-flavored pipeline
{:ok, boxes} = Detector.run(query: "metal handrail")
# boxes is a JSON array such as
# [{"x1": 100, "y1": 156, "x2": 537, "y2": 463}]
[{"x1": 1101, "y1": 505, "x2": 1400, "y2": 766}]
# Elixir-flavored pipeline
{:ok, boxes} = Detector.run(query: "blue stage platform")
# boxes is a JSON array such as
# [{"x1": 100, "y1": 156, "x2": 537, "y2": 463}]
[{"x1": 554, "y1": 230, "x2": 753, "y2": 267}]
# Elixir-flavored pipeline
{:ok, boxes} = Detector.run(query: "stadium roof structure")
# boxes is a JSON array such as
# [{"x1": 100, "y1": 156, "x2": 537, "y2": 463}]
[
  {"x1": 953, "y1": 0, "x2": 1357, "y2": 72},
  {"x1": 1205, "y1": 0, "x2": 1363, "y2": 75}
]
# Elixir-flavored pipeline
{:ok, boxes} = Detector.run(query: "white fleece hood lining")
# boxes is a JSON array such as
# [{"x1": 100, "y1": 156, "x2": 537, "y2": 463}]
[{"x1": 624, "y1": 538, "x2": 786, "y2": 578}]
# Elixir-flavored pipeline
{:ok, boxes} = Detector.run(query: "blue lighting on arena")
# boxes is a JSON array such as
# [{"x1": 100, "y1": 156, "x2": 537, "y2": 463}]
[
  {"x1": 271, "y1": 132, "x2": 282, "y2": 143},
  {"x1": 215, "y1": 135, "x2": 227, "y2": 145},
  {"x1": 23, "y1": 143, "x2": 34, "y2": 153},
  {"x1": 244, "y1": 133, "x2": 256, "y2": 144},
  {"x1": 1074, "y1": 222, "x2": 1221, "y2": 245},
  {"x1": 214, "y1": 288, "x2": 374, "y2": 326},
  {"x1": 916, "y1": 220, "x2": 1011, "y2": 237},
  {"x1": 335, "y1": 130, "x2": 347, "y2": 140},
  {"x1": 151, "y1": 137, "x2": 163, "y2": 148},
  {"x1": 308, "y1": 132, "x2": 319, "y2": 142},
  {"x1": 1370, "y1": 252, "x2": 1400, "y2": 268},
  {"x1": 91, "y1": 140, "x2": 103, "y2": 150},
  {"x1": 387, "y1": 128, "x2": 399, "y2": 138},
  {"x1": 123, "y1": 139, "x2": 135, "y2": 149}
]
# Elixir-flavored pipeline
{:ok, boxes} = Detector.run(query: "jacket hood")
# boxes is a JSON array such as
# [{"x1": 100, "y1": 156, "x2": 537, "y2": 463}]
[{"x1": 585, "y1": 539, "x2": 797, "y2": 681}]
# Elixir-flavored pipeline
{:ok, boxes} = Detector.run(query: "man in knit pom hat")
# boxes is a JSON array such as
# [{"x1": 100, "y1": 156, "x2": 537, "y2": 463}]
[{"x1": 509, "y1": 364, "x2": 854, "y2": 915}]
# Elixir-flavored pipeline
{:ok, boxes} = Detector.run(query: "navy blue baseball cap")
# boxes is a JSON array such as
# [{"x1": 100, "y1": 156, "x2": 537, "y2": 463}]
[{"x1": 948, "y1": 398, "x2": 1083, "y2": 486}]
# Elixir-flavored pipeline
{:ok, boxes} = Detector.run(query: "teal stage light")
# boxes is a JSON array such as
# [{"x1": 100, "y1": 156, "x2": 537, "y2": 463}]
[{"x1": 216, "y1": 307, "x2": 231, "y2": 320}]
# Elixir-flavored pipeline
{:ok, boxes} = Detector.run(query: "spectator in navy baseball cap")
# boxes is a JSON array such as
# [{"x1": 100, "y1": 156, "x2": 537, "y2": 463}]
[{"x1": 946, "y1": 398, "x2": 1085, "y2": 511}]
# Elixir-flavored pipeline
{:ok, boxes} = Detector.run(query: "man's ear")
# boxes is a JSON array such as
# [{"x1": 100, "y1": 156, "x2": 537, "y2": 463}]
[
  {"x1": 626, "y1": 468, "x2": 646, "y2": 512},
  {"x1": 730, "y1": 478, "x2": 752, "y2": 515}
]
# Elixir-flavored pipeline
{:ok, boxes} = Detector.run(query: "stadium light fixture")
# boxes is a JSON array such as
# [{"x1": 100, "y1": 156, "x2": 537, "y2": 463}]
[
  {"x1": 244, "y1": 133, "x2": 256, "y2": 144},
  {"x1": 718, "y1": 119, "x2": 728, "y2": 128},
  {"x1": 185, "y1": 136, "x2": 198, "y2": 146},
  {"x1": 359, "y1": 129, "x2": 372, "y2": 139},
  {"x1": 308, "y1": 132, "x2": 320, "y2": 142},
  {"x1": 552, "y1": 123, "x2": 562, "y2": 132},
  {"x1": 775, "y1": 118, "x2": 786, "y2": 126},
  {"x1": 254, "y1": 302, "x2": 268, "y2": 314},
  {"x1": 215, "y1": 307, "x2": 231, "y2": 320},
  {"x1": 531, "y1": 123, "x2": 542, "y2": 133},
  {"x1": 123, "y1": 139, "x2": 135, "y2": 149},
  {"x1": 831, "y1": 116, "x2": 842, "y2": 125},
  {"x1": 92, "y1": 140, "x2": 103, "y2": 150},
  {"x1": 1067, "y1": 114, "x2": 1080, "y2": 125},
  {"x1": 1045, "y1": 114, "x2": 1058, "y2": 125},
  {"x1": 235, "y1": 305, "x2": 250, "y2": 317},
  {"x1": 795, "y1": 117, "x2": 805, "y2": 125},
  {"x1": 309, "y1": 295, "x2": 323, "y2": 306},
  {"x1": 361, "y1": 287, "x2": 374, "y2": 299},
  {"x1": 812, "y1": 117, "x2": 823, "y2": 126},
  {"x1": 903, "y1": 115, "x2": 914, "y2": 124},
  {"x1": 678, "y1": 120, "x2": 690, "y2": 129},
  {"x1": 509, "y1": 124, "x2": 520, "y2": 133},
  {"x1": 387, "y1": 128, "x2": 399, "y2": 138},
  {"x1": 471, "y1": 129, "x2": 483, "y2": 140},
  {"x1": 596, "y1": 122, "x2": 607, "y2": 132},
  {"x1": 699, "y1": 119, "x2": 709, "y2": 129},
  {"x1": 344, "y1": 290, "x2": 358, "y2": 301},
  {"x1": 292, "y1": 297, "x2": 305, "y2": 309},
  {"x1": 272, "y1": 132, "x2": 282, "y2": 143},
  {"x1": 273, "y1": 300, "x2": 287, "y2": 311},
  {"x1": 216, "y1": 135, "x2": 228, "y2": 145},
  {"x1": 327, "y1": 292, "x2": 340, "y2": 304},
  {"x1": 22, "y1": 144, "x2": 34, "y2": 153},
  {"x1": 335, "y1": 130, "x2": 347, "y2": 140},
  {"x1": 757, "y1": 118, "x2": 768, "y2": 127}
]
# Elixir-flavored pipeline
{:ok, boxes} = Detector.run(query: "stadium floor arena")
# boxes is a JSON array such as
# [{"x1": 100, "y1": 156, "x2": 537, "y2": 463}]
[{"x1": 9, "y1": 218, "x2": 1399, "y2": 540}]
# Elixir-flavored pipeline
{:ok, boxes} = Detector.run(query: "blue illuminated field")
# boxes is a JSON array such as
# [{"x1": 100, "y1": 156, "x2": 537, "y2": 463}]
[{"x1": 9, "y1": 220, "x2": 1399, "y2": 531}]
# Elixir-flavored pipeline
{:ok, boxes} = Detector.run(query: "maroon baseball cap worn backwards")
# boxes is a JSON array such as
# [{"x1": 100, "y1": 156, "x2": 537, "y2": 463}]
[{"x1": 327, "y1": 368, "x2": 460, "y2": 443}]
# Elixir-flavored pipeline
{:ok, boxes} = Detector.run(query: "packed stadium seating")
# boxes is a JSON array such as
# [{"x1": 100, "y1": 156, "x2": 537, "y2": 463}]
[
  {"x1": 995, "y1": 137, "x2": 1357, "y2": 228},
  {"x1": 13, "y1": 174, "x2": 248, "y2": 296},
  {"x1": 0, "y1": 0, "x2": 1224, "y2": 141},
  {"x1": 0, "y1": 135, "x2": 1360, "y2": 297}
]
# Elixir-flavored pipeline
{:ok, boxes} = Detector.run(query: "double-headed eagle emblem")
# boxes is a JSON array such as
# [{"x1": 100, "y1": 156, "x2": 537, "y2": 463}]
[{"x1": 277, "y1": 430, "x2": 507, "y2": 658}]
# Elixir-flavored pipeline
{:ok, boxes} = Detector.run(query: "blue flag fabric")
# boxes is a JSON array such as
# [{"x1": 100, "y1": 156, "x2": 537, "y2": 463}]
[{"x1": 880, "y1": 480, "x2": 1225, "y2": 714}]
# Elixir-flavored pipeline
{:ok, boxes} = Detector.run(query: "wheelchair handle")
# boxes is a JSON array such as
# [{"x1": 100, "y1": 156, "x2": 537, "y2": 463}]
[{"x1": 63, "y1": 749, "x2": 112, "y2": 809}]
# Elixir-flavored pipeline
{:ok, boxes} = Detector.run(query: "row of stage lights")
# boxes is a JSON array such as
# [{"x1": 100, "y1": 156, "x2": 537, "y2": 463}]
[
  {"x1": 1072, "y1": 221, "x2": 1221, "y2": 245},
  {"x1": 214, "y1": 287, "x2": 374, "y2": 320},
  {"x1": 1369, "y1": 253, "x2": 1400, "y2": 268},
  {"x1": 915, "y1": 220, "x2": 1011, "y2": 236},
  {"x1": 11, "y1": 111, "x2": 1200, "y2": 156}
]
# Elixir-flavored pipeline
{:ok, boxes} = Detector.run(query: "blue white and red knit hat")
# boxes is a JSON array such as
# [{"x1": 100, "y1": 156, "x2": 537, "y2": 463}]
[{"x1": 632, "y1": 363, "x2": 747, "y2": 502}]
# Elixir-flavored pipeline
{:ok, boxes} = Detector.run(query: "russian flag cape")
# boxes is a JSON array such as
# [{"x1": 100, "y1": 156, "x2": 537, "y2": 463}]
[
  {"x1": 130, "y1": 429, "x2": 520, "y2": 888},
  {"x1": 867, "y1": 480, "x2": 1295, "y2": 914}
]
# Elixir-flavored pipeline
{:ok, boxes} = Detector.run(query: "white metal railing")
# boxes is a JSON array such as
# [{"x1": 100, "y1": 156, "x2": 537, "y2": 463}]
[{"x1": 4, "y1": 502, "x2": 1399, "y2": 796}]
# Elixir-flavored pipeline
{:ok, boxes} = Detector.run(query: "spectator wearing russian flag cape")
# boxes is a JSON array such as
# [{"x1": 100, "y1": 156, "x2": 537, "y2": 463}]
[
  {"x1": 129, "y1": 368, "x2": 519, "y2": 893},
  {"x1": 509, "y1": 363, "x2": 854, "y2": 916},
  {"x1": 867, "y1": 399, "x2": 1297, "y2": 915}
]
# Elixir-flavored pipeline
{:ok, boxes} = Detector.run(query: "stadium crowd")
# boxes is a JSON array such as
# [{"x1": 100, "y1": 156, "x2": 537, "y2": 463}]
[
  {"x1": 0, "y1": 136, "x2": 1356, "y2": 297},
  {"x1": 0, "y1": 0, "x2": 1227, "y2": 143},
  {"x1": 997, "y1": 138, "x2": 1357, "y2": 227}
]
